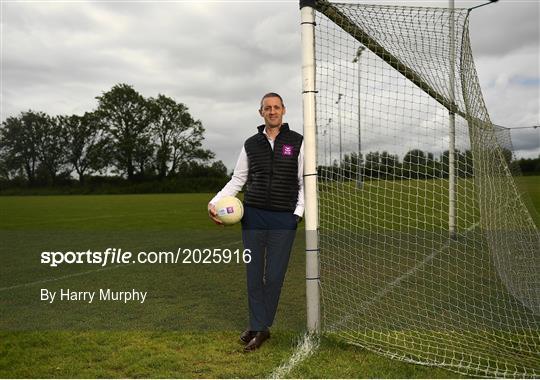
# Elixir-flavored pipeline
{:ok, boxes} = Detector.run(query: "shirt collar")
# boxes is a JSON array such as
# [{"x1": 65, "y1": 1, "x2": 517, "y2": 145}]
[{"x1": 257, "y1": 123, "x2": 289, "y2": 136}]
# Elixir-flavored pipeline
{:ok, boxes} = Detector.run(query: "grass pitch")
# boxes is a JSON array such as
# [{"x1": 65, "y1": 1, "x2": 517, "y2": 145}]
[{"x1": 0, "y1": 176, "x2": 538, "y2": 377}]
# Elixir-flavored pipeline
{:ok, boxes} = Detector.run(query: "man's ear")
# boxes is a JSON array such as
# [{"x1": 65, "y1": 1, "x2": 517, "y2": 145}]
[
  {"x1": 259, "y1": 108, "x2": 264, "y2": 117},
  {"x1": 282, "y1": 106, "x2": 286, "y2": 115}
]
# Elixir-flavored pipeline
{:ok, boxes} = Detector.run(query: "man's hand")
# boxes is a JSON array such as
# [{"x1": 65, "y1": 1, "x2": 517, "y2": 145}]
[{"x1": 208, "y1": 203, "x2": 224, "y2": 225}]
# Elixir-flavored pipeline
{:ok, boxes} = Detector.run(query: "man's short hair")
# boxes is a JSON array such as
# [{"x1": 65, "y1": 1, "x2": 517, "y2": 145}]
[{"x1": 260, "y1": 92, "x2": 284, "y2": 110}]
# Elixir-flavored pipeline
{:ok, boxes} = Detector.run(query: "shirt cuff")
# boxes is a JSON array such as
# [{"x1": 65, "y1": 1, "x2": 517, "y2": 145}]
[
  {"x1": 293, "y1": 205, "x2": 304, "y2": 218},
  {"x1": 209, "y1": 194, "x2": 221, "y2": 206}
]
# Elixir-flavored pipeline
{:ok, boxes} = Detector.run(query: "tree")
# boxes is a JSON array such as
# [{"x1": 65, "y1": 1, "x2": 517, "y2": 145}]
[
  {"x1": 0, "y1": 111, "x2": 46, "y2": 185},
  {"x1": 36, "y1": 115, "x2": 68, "y2": 185},
  {"x1": 403, "y1": 149, "x2": 427, "y2": 179},
  {"x1": 403, "y1": 149, "x2": 426, "y2": 166},
  {"x1": 346, "y1": 152, "x2": 363, "y2": 180},
  {"x1": 0, "y1": 120, "x2": 21, "y2": 181},
  {"x1": 0, "y1": 139, "x2": 22, "y2": 182},
  {"x1": 365, "y1": 151, "x2": 381, "y2": 179},
  {"x1": 209, "y1": 160, "x2": 228, "y2": 177},
  {"x1": 425, "y1": 151, "x2": 436, "y2": 178},
  {"x1": 133, "y1": 133, "x2": 155, "y2": 178},
  {"x1": 60, "y1": 112, "x2": 109, "y2": 184},
  {"x1": 148, "y1": 94, "x2": 214, "y2": 178},
  {"x1": 96, "y1": 84, "x2": 152, "y2": 180},
  {"x1": 498, "y1": 147, "x2": 522, "y2": 176},
  {"x1": 380, "y1": 151, "x2": 398, "y2": 179},
  {"x1": 455, "y1": 150, "x2": 472, "y2": 178},
  {"x1": 517, "y1": 156, "x2": 540, "y2": 175}
]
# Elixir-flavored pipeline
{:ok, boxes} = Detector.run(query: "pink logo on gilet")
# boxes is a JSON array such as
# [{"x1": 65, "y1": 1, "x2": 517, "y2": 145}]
[{"x1": 282, "y1": 144, "x2": 294, "y2": 156}]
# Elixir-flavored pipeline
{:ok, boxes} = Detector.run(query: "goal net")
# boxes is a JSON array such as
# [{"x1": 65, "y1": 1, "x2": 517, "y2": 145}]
[{"x1": 313, "y1": 1, "x2": 540, "y2": 377}]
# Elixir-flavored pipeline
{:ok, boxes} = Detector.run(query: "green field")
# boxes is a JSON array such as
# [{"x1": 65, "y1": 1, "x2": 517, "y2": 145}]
[{"x1": 0, "y1": 176, "x2": 538, "y2": 377}]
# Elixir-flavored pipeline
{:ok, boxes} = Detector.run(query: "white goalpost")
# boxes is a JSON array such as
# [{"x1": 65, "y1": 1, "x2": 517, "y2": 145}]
[
  {"x1": 300, "y1": 0, "x2": 320, "y2": 333},
  {"x1": 448, "y1": 0, "x2": 457, "y2": 240},
  {"x1": 300, "y1": 0, "x2": 539, "y2": 377}
]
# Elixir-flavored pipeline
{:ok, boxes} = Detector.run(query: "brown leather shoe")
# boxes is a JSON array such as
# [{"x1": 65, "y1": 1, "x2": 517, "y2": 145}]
[
  {"x1": 240, "y1": 329, "x2": 256, "y2": 344},
  {"x1": 244, "y1": 330, "x2": 270, "y2": 352}
]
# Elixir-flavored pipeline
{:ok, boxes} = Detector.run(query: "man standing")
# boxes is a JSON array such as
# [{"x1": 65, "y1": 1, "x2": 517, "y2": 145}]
[{"x1": 208, "y1": 93, "x2": 304, "y2": 351}]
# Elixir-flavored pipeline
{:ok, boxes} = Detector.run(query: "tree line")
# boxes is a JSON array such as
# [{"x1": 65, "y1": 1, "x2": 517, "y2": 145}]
[
  {"x1": 2, "y1": 83, "x2": 537, "y2": 193},
  {"x1": 0, "y1": 84, "x2": 229, "y2": 191},
  {"x1": 319, "y1": 148, "x2": 539, "y2": 180}
]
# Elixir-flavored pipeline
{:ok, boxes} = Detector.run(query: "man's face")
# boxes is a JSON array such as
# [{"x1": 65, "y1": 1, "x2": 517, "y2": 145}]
[{"x1": 259, "y1": 96, "x2": 286, "y2": 129}]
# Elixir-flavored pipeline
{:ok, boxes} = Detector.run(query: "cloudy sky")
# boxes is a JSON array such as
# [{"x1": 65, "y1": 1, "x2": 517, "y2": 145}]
[{"x1": 2, "y1": 0, "x2": 538, "y2": 170}]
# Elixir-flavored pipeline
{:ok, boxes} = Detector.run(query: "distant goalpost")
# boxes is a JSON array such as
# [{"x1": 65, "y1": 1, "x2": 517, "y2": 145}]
[{"x1": 300, "y1": 0, "x2": 539, "y2": 378}]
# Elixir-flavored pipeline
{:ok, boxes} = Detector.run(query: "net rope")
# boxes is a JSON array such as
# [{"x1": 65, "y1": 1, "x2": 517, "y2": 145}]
[{"x1": 313, "y1": 1, "x2": 539, "y2": 377}]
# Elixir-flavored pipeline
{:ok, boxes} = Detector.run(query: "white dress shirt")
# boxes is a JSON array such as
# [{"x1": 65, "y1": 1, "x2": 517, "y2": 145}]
[{"x1": 210, "y1": 128, "x2": 305, "y2": 217}]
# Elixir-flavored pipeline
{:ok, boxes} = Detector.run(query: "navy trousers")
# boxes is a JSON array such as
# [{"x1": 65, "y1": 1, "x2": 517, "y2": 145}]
[{"x1": 241, "y1": 206, "x2": 298, "y2": 331}]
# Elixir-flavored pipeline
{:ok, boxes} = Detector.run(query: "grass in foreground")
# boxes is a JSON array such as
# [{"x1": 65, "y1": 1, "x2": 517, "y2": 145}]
[
  {"x1": 0, "y1": 331, "x2": 463, "y2": 378},
  {"x1": 1, "y1": 176, "x2": 538, "y2": 378}
]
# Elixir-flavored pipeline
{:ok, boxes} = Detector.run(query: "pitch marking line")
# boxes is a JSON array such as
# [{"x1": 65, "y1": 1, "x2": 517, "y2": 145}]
[
  {"x1": 0, "y1": 264, "x2": 129, "y2": 292},
  {"x1": 367, "y1": 222, "x2": 480, "y2": 306},
  {"x1": 270, "y1": 332, "x2": 320, "y2": 379},
  {"x1": 329, "y1": 222, "x2": 480, "y2": 331},
  {"x1": 0, "y1": 239, "x2": 243, "y2": 293}
]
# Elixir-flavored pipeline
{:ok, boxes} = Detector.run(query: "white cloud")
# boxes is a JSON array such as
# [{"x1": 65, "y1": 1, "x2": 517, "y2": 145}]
[{"x1": 1, "y1": 0, "x2": 538, "y2": 170}]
